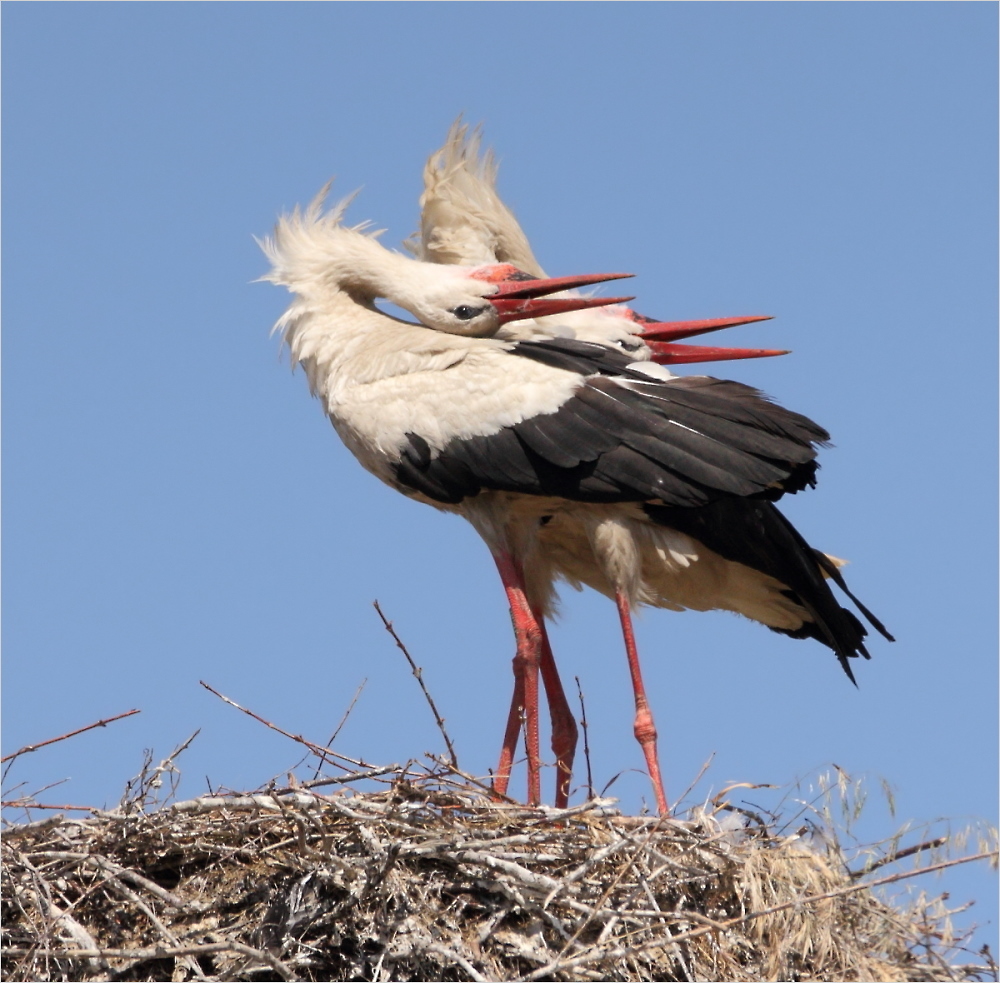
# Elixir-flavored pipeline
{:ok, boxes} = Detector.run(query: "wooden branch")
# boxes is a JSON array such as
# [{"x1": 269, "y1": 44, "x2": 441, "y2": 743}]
[
  {"x1": 1, "y1": 801, "x2": 96, "y2": 811},
  {"x1": 424, "y1": 752, "x2": 516, "y2": 803},
  {"x1": 313, "y1": 678, "x2": 367, "y2": 778},
  {"x1": 373, "y1": 600, "x2": 459, "y2": 767},
  {"x1": 198, "y1": 680, "x2": 373, "y2": 771},
  {"x1": 1, "y1": 709, "x2": 140, "y2": 773},
  {"x1": 849, "y1": 836, "x2": 949, "y2": 878},
  {"x1": 574, "y1": 676, "x2": 595, "y2": 802},
  {"x1": 3, "y1": 942, "x2": 297, "y2": 981},
  {"x1": 277, "y1": 764, "x2": 402, "y2": 794}
]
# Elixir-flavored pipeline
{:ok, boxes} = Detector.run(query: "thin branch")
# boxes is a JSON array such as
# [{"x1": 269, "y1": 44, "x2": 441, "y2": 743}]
[
  {"x1": 25, "y1": 777, "x2": 71, "y2": 796},
  {"x1": 275, "y1": 764, "x2": 401, "y2": 795},
  {"x1": 199, "y1": 680, "x2": 372, "y2": 771},
  {"x1": 548, "y1": 815, "x2": 673, "y2": 961},
  {"x1": 672, "y1": 752, "x2": 715, "y2": 813},
  {"x1": 1, "y1": 802, "x2": 96, "y2": 812},
  {"x1": 850, "y1": 836, "x2": 949, "y2": 879},
  {"x1": 574, "y1": 676, "x2": 595, "y2": 801},
  {"x1": 312, "y1": 678, "x2": 367, "y2": 779},
  {"x1": 1, "y1": 814, "x2": 71, "y2": 838},
  {"x1": 373, "y1": 600, "x2": 459, "y2": 767},
  {"x1": 1, "y1": 709, "x2": 141, "y2": 777},
  {"x1": 95, "y1": 869, "x2": 208, "y2": 980},
  {"x1": 84, "y1": 855, "x2": 194, "y2": 911},
  {"x1": 3, "y1": 943, "x2": 298, "y2": 981},
  {"x1": 14, "y1": 878, "x2": 109, "y2": 975},
  {"x1": 424, "y1": 942, "x2": 489, "y2": 982},
  {"x1": 119, "y1": 729, "x2": 201, "y2": 815},
  {"x1": 424, "y1": 752, "x2": 517, "y2": 804}
]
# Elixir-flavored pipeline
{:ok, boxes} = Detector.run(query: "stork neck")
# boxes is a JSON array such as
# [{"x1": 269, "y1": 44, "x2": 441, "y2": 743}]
[{"x1": 328, "y1": 235, "x2": 417, "y2": 308}]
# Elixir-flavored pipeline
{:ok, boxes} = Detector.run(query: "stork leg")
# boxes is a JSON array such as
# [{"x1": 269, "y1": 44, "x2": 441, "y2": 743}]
[
  {"x1": 491, "y1": 551, "x2": 543, "y2": 806},
  {"x1": 615, "y1": 591, "x2": 669, "y2": 814},
  {"x1": 494, "y1": 609, "x2": 578, "y2": 808},
  {"x1": 494, "y1": 661, "x2": 525, "y2": 799},
  {"x1": 535, "y1": 614, "x2": 578, "y2": 809}
]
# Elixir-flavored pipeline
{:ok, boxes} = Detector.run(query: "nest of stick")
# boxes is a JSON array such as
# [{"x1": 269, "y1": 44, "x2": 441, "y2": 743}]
[{"x1": 3, "y1": 759, "x2": 996, "y2": 983}]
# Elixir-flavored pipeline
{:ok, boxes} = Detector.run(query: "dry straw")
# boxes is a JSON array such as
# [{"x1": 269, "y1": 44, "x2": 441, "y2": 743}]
[
  {"x1": 4, "y1": 751, "x2": 997, "y2": 983},
  {"x1": 3, "y1": 612, "x2": 997, "y2": 982}
]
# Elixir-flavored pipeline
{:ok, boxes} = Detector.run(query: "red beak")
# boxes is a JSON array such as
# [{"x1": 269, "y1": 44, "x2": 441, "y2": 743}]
[
  {"x1": 646, "y1": 341, "x2": 790, "y2": 365},
  {"x1": 470, "y1": 267, "x2": 787, "y2": 364},
  {"x1": 470, "y1": 266, "x2": 636, "y2": 325},
  {"x1": 636, "y1": 314, "x2": 774, "y2": 343},
  {"x1": 635, "y1": 314, "x2": 785, "y2": 365}
]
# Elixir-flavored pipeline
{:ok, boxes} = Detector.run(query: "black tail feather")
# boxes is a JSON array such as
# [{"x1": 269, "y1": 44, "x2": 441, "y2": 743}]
[
  {"x1": 644, "y1": 498, "x2": 892, "y2": 682},
  {"x1": 812, "y1": 549, "x2": 895, "y2": 642}
]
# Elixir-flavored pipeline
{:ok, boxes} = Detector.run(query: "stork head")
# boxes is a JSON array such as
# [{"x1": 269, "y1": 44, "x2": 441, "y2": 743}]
[
  {"x1": 399, "y1": 263, "x2": 635, "y2": 338},
  {"x1": 262, "y1": 186, "x2": 635, "y2": 340}
]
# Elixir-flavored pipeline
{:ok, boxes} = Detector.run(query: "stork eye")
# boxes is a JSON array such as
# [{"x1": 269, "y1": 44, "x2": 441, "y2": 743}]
[{"x1": 451, "y1": 305, "x2": 486, "y2": 321}]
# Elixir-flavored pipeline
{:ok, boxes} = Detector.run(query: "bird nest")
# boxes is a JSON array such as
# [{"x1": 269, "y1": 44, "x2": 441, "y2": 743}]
[{"x1": 3, "y1": 760, "x2": 996, "y2": 983}]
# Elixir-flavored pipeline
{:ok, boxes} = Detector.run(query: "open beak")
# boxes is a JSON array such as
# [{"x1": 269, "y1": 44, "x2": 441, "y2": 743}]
[
  {"x1": 636, "y1": 314, "x2": 787, "y2": 365},
  {"x1": 473, "y1": 268, "x2": 636, "y2": 325},
  {"x1": 472, "y1": 266, "x2": 789, "y2": 364}
]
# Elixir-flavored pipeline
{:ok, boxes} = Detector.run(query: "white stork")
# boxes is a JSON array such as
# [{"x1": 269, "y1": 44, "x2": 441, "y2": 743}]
[
  {"x1": 401, "y1": 125, "x2": 892, "y2": 812},
  {"x1": 410, "y1": 123, "x2": 787, "y2": 367},
  {"x1": 262, "y1": 184, "x2": 892, "y2": 815}
]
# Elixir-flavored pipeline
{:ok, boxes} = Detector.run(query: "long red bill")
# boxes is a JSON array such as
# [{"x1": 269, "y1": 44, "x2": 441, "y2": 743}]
[
  {"x1": 492, "y1": 293, "x2": 635, "y2": 324},
  {"x1": 638, "y1": 314, "x2": 774, "y2": 343},
  {"x1": 470, "y1": 266, "x2": 636, "y2": 325},
  {"x1": 487, "y1": 270, "x2": 635, "y2": 298},
  {"x1": 646, "y1": 341, "x2": 790, "y2": 365}
]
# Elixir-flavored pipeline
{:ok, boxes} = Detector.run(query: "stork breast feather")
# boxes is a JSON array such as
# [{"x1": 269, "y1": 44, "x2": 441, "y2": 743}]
[{"x1": 333, "y1": 346, "x2": 581, "y2": 454}]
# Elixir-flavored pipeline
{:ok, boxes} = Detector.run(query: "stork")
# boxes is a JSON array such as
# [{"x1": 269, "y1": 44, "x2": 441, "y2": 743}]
[
  {"x1": 262, "y1": 187, "x2": 892, "y2": 816},
  {"x1": 402, "y1": 125, "x2": 892, "y2": 811},
  {"x1": 410, "y1": 122, "x2": 787, "y2": 367}
]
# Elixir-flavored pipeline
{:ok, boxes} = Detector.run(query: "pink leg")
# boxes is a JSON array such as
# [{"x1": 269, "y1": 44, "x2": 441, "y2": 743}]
[
  {"x1": 491, "y1": 551, "x2": 543, "y2": 806},
  {"x1": 615, "y1": 591, "x2": 669, "y2": 814},
  {"x1": 494, "y1": 609, "x2": 578, "y2": 808},
  {"x1": 536, "y1": 616, "x2": 578, "y2": 809},
  {"x1": 493, "y1": 660, "x2": 526, "y2": 800}
]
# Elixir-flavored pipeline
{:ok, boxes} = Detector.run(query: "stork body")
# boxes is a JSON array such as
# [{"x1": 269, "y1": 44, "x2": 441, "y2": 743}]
[
  {"x1": 403, "y1": 126, "x2": 891, "y2": 810},
  {"x1": 263, "y1": 174, "x2": 891, "y2": 814}
]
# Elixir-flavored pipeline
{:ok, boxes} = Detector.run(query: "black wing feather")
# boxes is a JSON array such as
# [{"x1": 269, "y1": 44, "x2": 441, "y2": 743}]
[
  {"x1": 392, "y1": 337, "x2": 889, "y2": 677},
  {"x1": 660, "y1": 377, "x2": 830, "y2": 444},
  {"x1": 514, "y1": 409, "x2": 617, "y2": 468},
  {"x1": 393, "y1": 338, "x2": 827, "y2": 507}
]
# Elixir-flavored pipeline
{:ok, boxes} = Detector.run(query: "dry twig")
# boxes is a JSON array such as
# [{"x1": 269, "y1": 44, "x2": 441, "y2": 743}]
[
  {"x1": 1, "y1": 709, "x2": 140, "y2": 778},
  {"x1": 3, "y1": 761, "x2": 994, "y2": 983},
  {"x1": 313, "y1": 678, "x2": 368, "y2": 778},
  {"x1": 574, "y1": 676, "x2": 595, "y2": 802},
  {"x1": 199, "y1": 679, "x2": 375, "y2": 773},
  {"x1": 373, "y1": 599, "x2": 459, "y2": 767}
]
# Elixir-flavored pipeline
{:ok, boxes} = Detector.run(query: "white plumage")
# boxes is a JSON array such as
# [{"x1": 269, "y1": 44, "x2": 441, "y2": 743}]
[{"x1": 262, "y1": 134, "x2": 891, "y2": 813}]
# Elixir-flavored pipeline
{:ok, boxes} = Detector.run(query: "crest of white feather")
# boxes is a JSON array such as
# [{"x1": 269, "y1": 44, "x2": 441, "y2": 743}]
[
  {"x1": 406, "y1": 120, "x2": 545, "y2": 276},
  {"x1": 257, "y1": 184, "x2": 393, "y2": 386},
  {"x1": 258, "y1": 183, "x2": 392, "y2": 298}
]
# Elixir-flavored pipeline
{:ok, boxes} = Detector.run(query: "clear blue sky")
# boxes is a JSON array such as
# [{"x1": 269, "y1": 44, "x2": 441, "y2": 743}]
[{"x1": 4, "y1": 1, "x2": 996, "y2": 946}]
